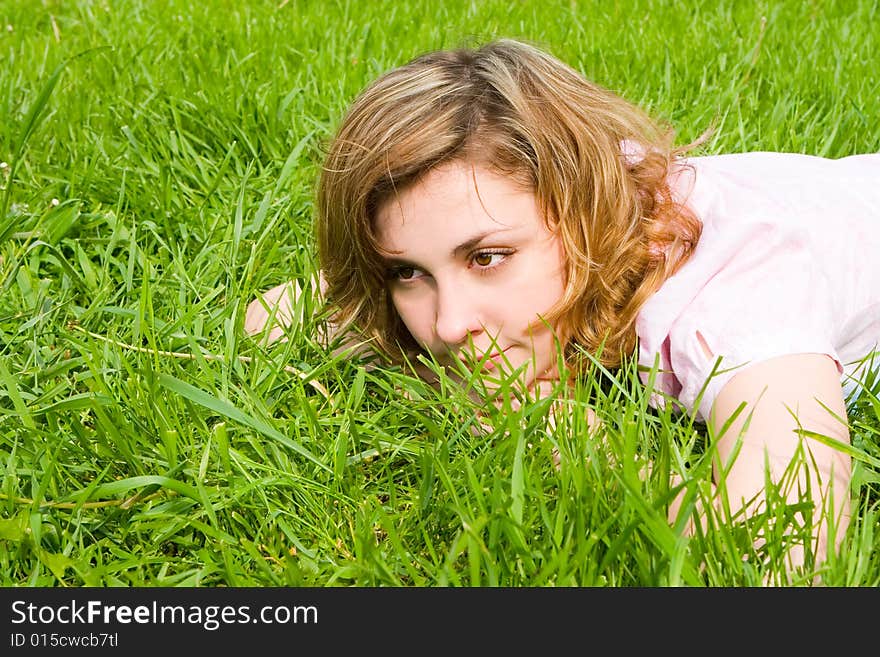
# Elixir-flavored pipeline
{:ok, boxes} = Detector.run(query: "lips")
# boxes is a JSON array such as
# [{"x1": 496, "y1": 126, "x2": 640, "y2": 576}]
[{"x1": 478, "y1": 346, "x2": 511, "y2": 371}]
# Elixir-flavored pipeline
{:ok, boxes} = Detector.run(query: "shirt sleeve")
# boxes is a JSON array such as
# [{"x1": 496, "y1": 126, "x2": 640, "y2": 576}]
[{"x1": 666, "y1": 220, "x2": 843, "y2": 421}]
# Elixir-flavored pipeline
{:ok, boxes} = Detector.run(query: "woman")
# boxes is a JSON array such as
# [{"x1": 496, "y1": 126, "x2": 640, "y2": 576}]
[{"x1": 246, "y1": 39, "x2": 880, "y2": 569}]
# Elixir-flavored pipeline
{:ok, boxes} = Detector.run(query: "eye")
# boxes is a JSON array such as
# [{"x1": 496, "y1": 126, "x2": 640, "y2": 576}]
[
  {"x1": 470, "y1": 250, "x2": 513, "y2": 269},
  {"x1": 388, "y1": 265, "x2": 424, "y2": 281}
]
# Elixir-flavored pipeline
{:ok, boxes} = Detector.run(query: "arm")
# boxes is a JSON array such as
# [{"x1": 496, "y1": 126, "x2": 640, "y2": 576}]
[
  {"x1": 244, "y1": 275, "x2": 370, "y2": 358},
  {"x1": 244, "y1": 280, "x2": 304, "y2": 344},
  {"x1": 708, "y1": 353, "x2": 851, "y2": 568}
]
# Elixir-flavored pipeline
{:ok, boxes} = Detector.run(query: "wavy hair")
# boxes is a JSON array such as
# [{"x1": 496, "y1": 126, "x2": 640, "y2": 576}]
[{"x1": 316, "y1": 39, "x2": 703, "y2": 369}]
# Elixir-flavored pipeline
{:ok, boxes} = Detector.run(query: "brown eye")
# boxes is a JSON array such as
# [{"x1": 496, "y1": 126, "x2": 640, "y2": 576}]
[
  {"x1": 473, "y1": 253, "x2": 493, "y2": 267},
  {"x1": 387, "y1": 264, "x2": 426, "y2": 282}
]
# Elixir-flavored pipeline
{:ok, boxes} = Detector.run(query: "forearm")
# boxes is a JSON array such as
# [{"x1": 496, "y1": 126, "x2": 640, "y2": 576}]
[
  {"x1": 244, "y1": 275, "x2": 372, "y2": 358},
  {"x1": 718, "y1": 427, "x2": 851, "y2": 564},
  {"x1": 710, "y1": 354, "x2": 853, "y2": 568}
]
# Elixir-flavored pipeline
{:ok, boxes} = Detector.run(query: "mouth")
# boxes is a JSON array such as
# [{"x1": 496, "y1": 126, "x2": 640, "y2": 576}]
[{"x1": 478, "y1": 347, "x2": 511, "y2": 371}]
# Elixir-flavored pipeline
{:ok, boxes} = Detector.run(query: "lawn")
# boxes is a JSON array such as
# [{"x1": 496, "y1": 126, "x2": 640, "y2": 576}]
[{"x1": 1, "y1": 0, "x2": 878, "y2": 587}]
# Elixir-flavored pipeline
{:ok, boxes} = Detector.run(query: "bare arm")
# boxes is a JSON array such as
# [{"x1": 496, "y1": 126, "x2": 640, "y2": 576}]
[
  {"x1": 244, "y1": 280, "x2": 304, "y2": 344},
  {"x1": 708, "y1": 353, "x2": 851, "y2": 568},
  {"x1": 244, "y1": 275, "x2": 374, "y2": 359}
]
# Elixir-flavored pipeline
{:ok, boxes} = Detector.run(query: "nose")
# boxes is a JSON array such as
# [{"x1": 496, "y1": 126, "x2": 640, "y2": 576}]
[{"x1": 433, "y1": 282, "x2": 483, "y2": 347}]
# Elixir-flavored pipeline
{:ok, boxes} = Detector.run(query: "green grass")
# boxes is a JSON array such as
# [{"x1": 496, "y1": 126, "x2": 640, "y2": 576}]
[{"x1": 1, "y1": 0, "x2": 878, "y2": 586}]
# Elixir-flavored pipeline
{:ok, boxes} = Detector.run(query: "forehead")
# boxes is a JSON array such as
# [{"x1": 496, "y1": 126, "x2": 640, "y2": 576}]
[{"x1": 373, "y1": 161, "x2": 539, "y2": 250}]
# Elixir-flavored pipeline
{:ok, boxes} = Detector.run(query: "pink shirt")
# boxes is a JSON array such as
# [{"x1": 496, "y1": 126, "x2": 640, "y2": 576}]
[{"x1": 636, "y1": 151, "x2": 880, "y2": 421}]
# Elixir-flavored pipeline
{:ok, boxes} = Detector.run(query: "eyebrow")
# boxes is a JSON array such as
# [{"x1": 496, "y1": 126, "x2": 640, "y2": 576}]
[
  {"x1": 451, "y1": 229, "x2": 514, "y2": 258},
  {"x1": 381, "y1": 228, "x2": 517, "y2": 266}
]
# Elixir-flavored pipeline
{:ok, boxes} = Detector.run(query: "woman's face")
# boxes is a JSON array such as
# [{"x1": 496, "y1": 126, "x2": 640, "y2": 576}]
[{"x1": 374, "y1": 160, "x2": 567, "y2": 390}]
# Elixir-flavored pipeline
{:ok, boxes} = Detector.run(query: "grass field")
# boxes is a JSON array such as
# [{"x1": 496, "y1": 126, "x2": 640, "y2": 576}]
[{"x1": 1, "y1": 0, "x2": 878, "y2": 587}]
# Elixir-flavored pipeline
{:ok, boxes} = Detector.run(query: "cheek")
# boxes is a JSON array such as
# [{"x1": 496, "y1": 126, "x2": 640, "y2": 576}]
[
  {"x1": 512, "y1": 274, "x2": 565, "y2": 323},
  {"x1": 390, "y1": 291, "x2": 434, "y2": 345},
  {"x1": 516, "y1": 237, "x2": 567, "y2": 312},
  {"x1": 535, "y1": 243, "x2": 567, "y2": 319}
]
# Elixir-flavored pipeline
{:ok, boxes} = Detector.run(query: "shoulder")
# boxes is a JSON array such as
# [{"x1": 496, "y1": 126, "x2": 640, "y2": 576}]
[
  {"x1": 639, "y1": 150, "x2": 880, "y2": 418},
  {"x1": 681, "y1": 151, "x2": 880, "y2": 208},
  {"x1": 637, "y1": 211, "x2": 843, "y2": 419}
]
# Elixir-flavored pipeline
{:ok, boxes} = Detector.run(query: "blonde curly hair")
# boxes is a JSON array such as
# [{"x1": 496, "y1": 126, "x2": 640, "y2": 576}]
[{"x1": 316, "y1": 38, "x2": 703, "y2": 369}]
